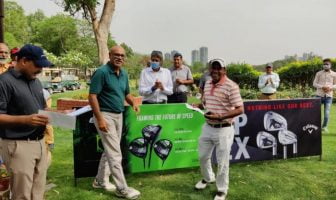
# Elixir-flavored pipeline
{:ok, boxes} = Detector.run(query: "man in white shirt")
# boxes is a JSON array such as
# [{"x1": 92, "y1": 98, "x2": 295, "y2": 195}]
[
  {"x1": 258, "y1": 63, "x2": 280, "y2": 100},
  {"x1": 313, "y1": 58, "x2": 336, "y2": 133},
  {"x1": 139, "y1": 51, "x2": 173, "y2": 104}
]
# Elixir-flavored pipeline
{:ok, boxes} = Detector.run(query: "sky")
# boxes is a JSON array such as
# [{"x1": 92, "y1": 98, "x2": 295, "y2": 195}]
[{"x1": 14, "y1": 0, "x2": 336, "y2": 65}]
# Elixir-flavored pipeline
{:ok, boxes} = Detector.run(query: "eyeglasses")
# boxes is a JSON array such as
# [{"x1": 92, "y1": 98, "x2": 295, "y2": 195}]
[{"x1": 113, "y1": 53, "x2": 125, "y2": 58}]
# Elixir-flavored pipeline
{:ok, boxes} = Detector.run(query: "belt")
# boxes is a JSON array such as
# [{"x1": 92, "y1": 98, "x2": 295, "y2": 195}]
[
  {"x1": 2, "y1": 134, "x2": 44, "y2": 141},
  {"x1": 207, "y1": 122, "x2": 232, "y2": 128}
]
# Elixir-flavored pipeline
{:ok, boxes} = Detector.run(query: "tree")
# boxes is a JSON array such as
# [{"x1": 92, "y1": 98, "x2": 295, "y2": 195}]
[
  {"x1": 32, "y1": 14, "x2": 78, "y2": 56},
  {"x1": 4, "y1": 1, "x2": 29, "y2": 44},
  {"x1": 62, "y1": 0, "x2": 116, "y2": 64}
]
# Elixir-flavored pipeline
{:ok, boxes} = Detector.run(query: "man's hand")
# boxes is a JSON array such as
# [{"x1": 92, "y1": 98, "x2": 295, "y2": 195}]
[
  {"x1": 27, "y1": 114, "x2": 49, "y2": 126},
  {"x1": 132, "y1": 104, "x2": 140, "y2": 114},
  {"x1": 97, "y1": 118, "x2": 108, "y2": 132},
  {"x1": 322, "y1": 86, "x2": 331, "y2": 93},
  {"x1": 204, "y1": 112, "x2": 222, "y2": 120},
  {"x1": 176, "y1": 78, "x2": 184, "y2": 85}
]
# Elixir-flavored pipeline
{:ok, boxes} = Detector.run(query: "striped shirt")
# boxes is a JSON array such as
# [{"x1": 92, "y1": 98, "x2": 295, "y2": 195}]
[{"x1": 203, "y1": 76, "x2": 243, "y2": 124}]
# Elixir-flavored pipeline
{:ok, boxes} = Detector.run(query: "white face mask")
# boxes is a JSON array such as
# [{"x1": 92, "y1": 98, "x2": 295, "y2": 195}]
[{"x1": 323, "y1": 63, "x2": 331, "y2": 70}]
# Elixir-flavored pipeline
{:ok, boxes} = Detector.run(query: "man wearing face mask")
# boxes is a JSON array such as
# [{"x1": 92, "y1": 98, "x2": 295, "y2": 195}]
[
  {"x1": 0, "y1": 43, "x2": 10, "y2": 74},
  {"x1": 313, "y1": 58, "x2": 336, "y2": 133},
  {"x1": 139, "y1": 50, "x2": 173, "y2": 104},
  {"x1": 193, "y1": 59, "x2": 244, "y2": 200}
]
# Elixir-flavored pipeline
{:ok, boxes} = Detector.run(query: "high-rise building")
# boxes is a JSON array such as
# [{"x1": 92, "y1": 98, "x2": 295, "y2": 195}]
[
  {"x1": 199, "y1": 46, "x2": 208, "y2": 66},
  {"x1": 191, "y1": 50, "x2": 200, "y2": 65},
  {"x1": 164, "y1": 53, "x2": 171, "y2": 60}
]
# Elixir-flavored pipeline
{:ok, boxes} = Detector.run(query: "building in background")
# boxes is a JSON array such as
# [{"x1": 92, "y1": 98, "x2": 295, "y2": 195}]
[
  {"x1": 164, "y1": 52, "x2": 171, "y2": 60},
  {"x1": 191, "y1": 50, "x2": 200, "y2": 65},
  {"x1": 171, "y1": 50, "x2": 178, "y2": 58},
  {"x1": 199, "y1": 46, "x2": 208, "y2": 66}
]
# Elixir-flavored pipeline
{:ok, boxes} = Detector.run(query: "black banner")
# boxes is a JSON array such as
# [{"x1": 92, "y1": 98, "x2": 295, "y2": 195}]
[{"x1": 230, "y1": 98, "x2": 321, "y2": 162}]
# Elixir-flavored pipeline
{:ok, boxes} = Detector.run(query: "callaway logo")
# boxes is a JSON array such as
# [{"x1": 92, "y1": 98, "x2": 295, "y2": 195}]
[{"x1": 302, "y1": 124, "x2": 318, "y2": 134}]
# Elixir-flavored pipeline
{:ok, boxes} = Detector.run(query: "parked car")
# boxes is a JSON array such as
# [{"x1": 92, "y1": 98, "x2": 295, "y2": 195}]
[{"x1": 41, "y1": 81, "x2": 66, "y2": 94}]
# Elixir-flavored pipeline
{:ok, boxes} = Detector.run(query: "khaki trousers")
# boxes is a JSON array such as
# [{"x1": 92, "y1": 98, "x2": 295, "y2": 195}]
[
  {"x1": 93, "y1": 112, "x2": 128, "y2": 190},
  {"x1": 198, "y1": 124, "x2": 234, "y2": 194},
  {"x1": 0, "y1": 139, "x2": 47, "y2": 200},
  {"x1": 259, "y1": 93, "x2": 276, "y2": 100}
]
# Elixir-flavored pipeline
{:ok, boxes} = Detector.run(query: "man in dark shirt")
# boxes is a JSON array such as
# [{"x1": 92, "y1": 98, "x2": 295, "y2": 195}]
[{"x1": 0, "y1": 44, "x2": 52, "y2": 200}]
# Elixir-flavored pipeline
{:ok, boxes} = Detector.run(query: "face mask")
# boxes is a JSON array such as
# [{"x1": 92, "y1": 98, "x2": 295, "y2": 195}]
[
  {"x1": 150, "y1": 61, "x2": 160, "y2": 70},
  {"x1": 323, "y1": 64, "x2": 331, "y2": 70}
]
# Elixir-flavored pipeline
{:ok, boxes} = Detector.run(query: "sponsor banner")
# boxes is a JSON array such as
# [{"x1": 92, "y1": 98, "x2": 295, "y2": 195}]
[{"x1": 73, "y1": 98, "x2": 321, "y2": 177}]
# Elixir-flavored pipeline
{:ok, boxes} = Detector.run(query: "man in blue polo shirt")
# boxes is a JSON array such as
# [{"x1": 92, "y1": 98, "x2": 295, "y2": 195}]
[
  {"x1": 0, "y1": 44, "x2": 52, "y2": 200},
  {"x1": 89, "y1": 45, "x2": 140, "y2": 199}
]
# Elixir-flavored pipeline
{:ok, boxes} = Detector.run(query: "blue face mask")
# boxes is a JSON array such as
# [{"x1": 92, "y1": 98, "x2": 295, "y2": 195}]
[{"x1": 150, "y1": 61, "x2": 160, "y2": 70}]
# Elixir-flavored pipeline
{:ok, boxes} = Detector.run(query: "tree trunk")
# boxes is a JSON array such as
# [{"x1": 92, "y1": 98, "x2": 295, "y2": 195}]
[
  {"x1": 95, "y1": 29, "x2": 109, "y2": 64},
  {"x1": 88, "y1": 0, "x2": 116, "y2": 65}
]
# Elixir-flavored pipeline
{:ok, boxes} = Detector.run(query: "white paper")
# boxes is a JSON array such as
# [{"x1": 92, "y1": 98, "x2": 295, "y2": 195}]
[
  {"x1": 38, "y1": 110, "x2": 76, "y2": 130},
  {"x1": 67, "y1": 105, "x2": 92, "y2": 117},
  {"x1": 185, "y1": 103, "x2": 205, "y2": 115}
]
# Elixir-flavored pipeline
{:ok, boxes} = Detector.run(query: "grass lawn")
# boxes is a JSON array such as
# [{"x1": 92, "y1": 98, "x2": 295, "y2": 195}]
[{"x1": 46, "y1": 90, "x2": 336, "y2": 200}]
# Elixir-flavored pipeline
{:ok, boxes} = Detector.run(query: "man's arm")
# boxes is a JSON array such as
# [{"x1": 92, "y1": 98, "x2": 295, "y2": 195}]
[
  {"x1": 0, "y1": 114, "x2": 49, "y2": 127},
  {"x1": 88, "y1": 93, "x2": 107, "y2": 132},
  {"x1": 313, "y1": 72, "x2": 323, "y2": 89},
  {"x1": 258, "y1": 75, "x2": 266, "y2": 89},
  {"x1": 125, "y1": 94, "x2": 140, "y2": 113},
  {"x1": 204, "y1": 105, "x2": 244, "y2": 121}
]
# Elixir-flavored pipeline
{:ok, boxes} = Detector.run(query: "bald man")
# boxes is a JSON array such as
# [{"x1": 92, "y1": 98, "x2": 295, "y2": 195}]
[
  {"x1": 0, "y1": 43, "x2": 10, "y2": 74},
  {"x1": 89, "y1": 46, "x2": 141, "y2": 199}
]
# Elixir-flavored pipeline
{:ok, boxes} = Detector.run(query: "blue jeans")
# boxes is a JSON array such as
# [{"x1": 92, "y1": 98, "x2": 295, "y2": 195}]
[{"x1": 317, "y1": 96, "x2": 332, "y2": 128}]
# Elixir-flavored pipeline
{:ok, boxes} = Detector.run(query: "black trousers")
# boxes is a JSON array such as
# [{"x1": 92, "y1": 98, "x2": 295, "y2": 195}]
[{"x1": 167, "y1": 93, "x2": 188, "y2": 103}]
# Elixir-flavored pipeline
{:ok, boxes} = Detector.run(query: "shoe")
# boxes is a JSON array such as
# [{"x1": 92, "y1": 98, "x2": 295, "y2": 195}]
[
  {"x1": 92, "y1": 178, "x2": 116, "y2": 192},
  {"x1": 214, "y1": 192, "x2": 226, "y2": 200},
  {"x1": 322, "y1": 127, "x2": 329, "y2": 133},
  {"x1": 195, "y1": 178, "x2": 215, "y2": 190},
  {"x1": 115, "y1": 187, "x2": 140, "y2": 199}
]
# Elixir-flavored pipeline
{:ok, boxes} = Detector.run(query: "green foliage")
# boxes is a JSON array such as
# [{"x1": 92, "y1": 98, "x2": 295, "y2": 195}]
[
  {"x1": 227, "y1": 63, "x2": 261, "y2": 89},
  {"x1": 32, "y1": 14, "x2": 78, "y2": 56},
  {"x1": 4, "y1": 1, "x2": 29, "y2": 44},
  {"x1": 192, "y1": 72, "x2": 203, "y2": 87},
  {"x1": 59, "y1": 50, "x2": 93, "y2": 68},
  {"x1": 124, "y1": 53, "x2": 147, "y2": 81},
  {"x1": 191, "y1": 61, "x2": 205, "y2": 73},
  {"x1": 275, "y1": 58, "x2": 335, "y2": 96},
  {"x1": 4, "y1": 32, "x2": 20, "y2": 48}
]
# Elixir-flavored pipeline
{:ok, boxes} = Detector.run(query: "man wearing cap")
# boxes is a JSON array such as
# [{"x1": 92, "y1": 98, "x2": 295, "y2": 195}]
[
  {"x1": 0, "y1": 43, "x2": 10, "y2": 74},
  {"x1": 89, "y1": 45, "x2": 141, "y2": 199},
  {"x1": 313, "y1": 58, "x2": 336, "y2": 133},
  {"x1": 257, "y1": 63, "x2": 280, "y2": 100},
  {"x1": 194, "y1": 59, "x2": 244, "y2": 200},
  {"x1": 139, "y1": 50, "x2": 173, "y2": 104},
  {"x1": 168, "y1": 52, "x2": 194, "y2": 103},
  {"x1": 0, "y1": 44, "x2": 52, "y2": 200}
]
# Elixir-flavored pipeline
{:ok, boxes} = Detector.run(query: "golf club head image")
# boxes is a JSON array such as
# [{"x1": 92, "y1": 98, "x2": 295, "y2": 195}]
[
  {"x1": 256, "y1": 131, "x2": 277, "y2": 149},
  {"x1": 142, "y1": 125, "x2": 162, "y2": 144},
  {"x1": 153, "y1": 139, "x2": 173, "y2": 165},
  {"x1": 128, "y1": 138, "x2": 148, "y2": 158},
  {"x1": 264, "y1": 111, "x2": 287, "y2": 131},
  {"x1": 278, "y1": 130, "x2": 297, "y2": 145}
]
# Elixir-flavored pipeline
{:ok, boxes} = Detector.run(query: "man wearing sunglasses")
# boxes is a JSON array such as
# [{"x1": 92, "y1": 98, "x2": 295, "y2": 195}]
[{"x1": 0, "y1": 44, "x2": 52, "y2": 200}]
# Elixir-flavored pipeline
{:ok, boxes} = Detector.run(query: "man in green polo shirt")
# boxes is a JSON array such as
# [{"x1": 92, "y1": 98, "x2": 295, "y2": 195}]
[{"x1": 89, "y1": 45, "x2": 140, "y2": 199}]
